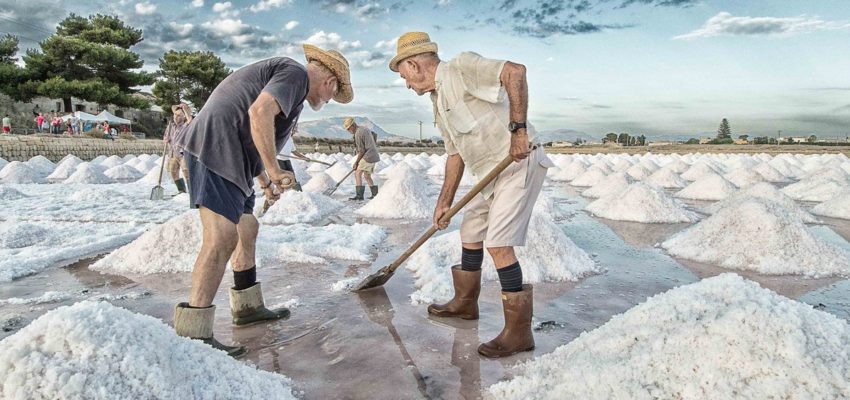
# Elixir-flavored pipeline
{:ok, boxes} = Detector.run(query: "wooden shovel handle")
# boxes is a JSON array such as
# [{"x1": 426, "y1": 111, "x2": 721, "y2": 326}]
[
  {"x1": 156, "y1": 142, "x2": 169, "y2": 186},
  {"x1": 383, "y1": 155, "x2": 515, "y2": 273}
]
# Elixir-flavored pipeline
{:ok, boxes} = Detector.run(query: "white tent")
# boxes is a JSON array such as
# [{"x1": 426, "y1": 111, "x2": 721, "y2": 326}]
[
  {"x1": 61, "y1": 111, "x2": 103, "y2": 122},
  {"x1": 96, "y1": 111, "x2": 132, "y2": 125}
]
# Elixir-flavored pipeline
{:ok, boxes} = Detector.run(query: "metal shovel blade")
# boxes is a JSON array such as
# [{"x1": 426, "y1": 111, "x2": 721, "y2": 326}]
[
  {"x1": 353, "y1": 266, "x2": 396, "y2": 291},
  {"x1": 150, "y1": 185, "x2": 165, "y2": 200}
]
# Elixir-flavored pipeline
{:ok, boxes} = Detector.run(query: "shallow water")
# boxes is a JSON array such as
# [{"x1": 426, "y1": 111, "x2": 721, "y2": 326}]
[{"x1": 1, "y1": 183, "x2": 849, "y2": 399}]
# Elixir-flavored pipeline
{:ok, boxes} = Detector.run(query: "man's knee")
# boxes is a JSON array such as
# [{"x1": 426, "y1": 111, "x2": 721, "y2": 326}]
[
  {"x1": 487, "y1": 246, "x2": 514, "y2": 258},
  {"x1": 463, "y1": 241, "x2": 484, "y2": 250}
]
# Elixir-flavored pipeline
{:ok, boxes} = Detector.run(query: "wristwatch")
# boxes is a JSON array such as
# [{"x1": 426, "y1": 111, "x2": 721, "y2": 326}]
[{"x1": 509, "y1": 121, "x2": 527, "y2": 134}]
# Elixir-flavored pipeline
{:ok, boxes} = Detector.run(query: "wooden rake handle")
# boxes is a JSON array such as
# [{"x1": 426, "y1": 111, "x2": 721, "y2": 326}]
[{"x1": 381, "y1": 155, "x2": 515, "y2": 274}]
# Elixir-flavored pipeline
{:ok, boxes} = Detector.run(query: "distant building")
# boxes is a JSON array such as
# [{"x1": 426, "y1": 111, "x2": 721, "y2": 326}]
[
  {"x1": 733, "y1": 139, "x2": 749, "y2": 145},
  {"x1": 699, "y1": 137, "x2": 712, "y2": 144},
  {"x1": 551, "y1": 141, "x2": 575, "y2": 148},
  {"x1": 648, "y1": 141, "x2": 674, "y2": 147},
  {"x1": 789, "y1": 137, "x2": 808, "y2": 143}
]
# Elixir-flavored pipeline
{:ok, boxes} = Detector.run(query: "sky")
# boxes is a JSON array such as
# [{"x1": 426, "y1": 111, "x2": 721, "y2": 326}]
[{"x1": 1, "y1": 0, "x2": 849, "y2": 140}]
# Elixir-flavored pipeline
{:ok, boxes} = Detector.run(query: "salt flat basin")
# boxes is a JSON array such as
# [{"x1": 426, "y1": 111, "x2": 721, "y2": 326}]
[{"x1": 1, "y1": 187, "x2": 849, "y2": 400}]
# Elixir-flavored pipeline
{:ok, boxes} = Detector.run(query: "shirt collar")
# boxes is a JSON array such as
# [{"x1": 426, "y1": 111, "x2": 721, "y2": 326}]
[{"x1": 434, "y1": 61, "x2": 447, "y2": 91}]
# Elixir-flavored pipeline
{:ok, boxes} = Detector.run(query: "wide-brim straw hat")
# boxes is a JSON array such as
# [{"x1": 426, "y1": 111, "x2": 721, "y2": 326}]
[
  {"x1": 389, "y1": 32, "x2": 438, "y2": 72},
  {"x1": 343, "y1": 117, "x2": 355, "y2": 130},
  {"x1": 303, "y1": 44, "x2": 354, "y2": 104}
]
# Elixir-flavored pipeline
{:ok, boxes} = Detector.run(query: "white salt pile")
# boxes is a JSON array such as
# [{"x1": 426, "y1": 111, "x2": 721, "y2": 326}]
[
  {"x1": 98, "y1": 155, "x2": 125, "y2": 169},
  {"x1": 260, "y1": 191, "x2": 343, "y2": 225},
  {"x1": 0, "y1": 156, "x2": 7, "y2": 169},
  {"x1": 0, "y1": 161, "x2": 46, "y2": 184},
  {"x1": 302, "y1": 171, "x2": 337, "y2": 193},
  {"x1": 0, "y1": 301, "x2": 296, "y2": 400},
  {"x1": 812, "y1": 191, "x2": 850, "y2": 220},
  {"x1": 104, "y1": 164, "x2": 145, "y2": 182},
  {"x1": 63, "y1": 163, "x2": 114, "y2": 184},
  {"x1": 662, "y1": 197, "x2": 850, "y2": 277},
  {"x1": 586, "y1": 183, "x2": 699, "y2": 223},
  {"x1": 90, "y1": 155, "x2": 107, "y2": 164},
  {"x1": 581, "y1": 172, "x2": 633, "y2": 199},
  {"x1": 665, "y1": 159, "x2": 691, "y2": 173},
  {"x1": 489, "y1": 274, "x2": 850, "y2": 400},
  {"x1": 46, "y1": 157, "x2": 84, "y2": 182},
  {"x1": 645, "y1": 167, "x2": 688, "y2": 189},
  {"x1": 355, "y1": 164, "x2": 433, "y2": 219},
  {"x1": 324, "y1": 161, "x2": 353, "y2": 183},
  {"x1": 624, "y1": 164, "x2": 653, "y2": 181},
  {"x1": 405, "y1": 203, "x2": 599, "y2": 304},
  {"x1": 705, "y1": 182, "x2": 818, "y2": 223},
  {"x1": 570, "y1": 166, "x2": 608, "y2": 187},
  {"x1": 91, "y1": 211, "x2": 202, "y2": 275},
  {"x1": 549, "y1": 160, "x2": 587, "y2": 182},
  {"x1": 675, "y1": 173, "x2": 738, "y2": 201},
  {"x1": 25, "y1": 155, "x2": 56, "y2": 175},
  {"x1": 260, "y1": 223, "x2": 386, "y2": 264},
  {"x1": 680, "y1": 162, "x2": 722, "y2": 181},
  {"x1": 305, "y1": 161, "x2": 328, "y2": 173},
  {"x1": 782, "y1": 175, "x2": 849, "y2": 202},
  {"x1": 723, "y1": 168, "x2": 765, "y2": 188},
  {"x1": 140, "y1": 163, "x2": 173, "y2": 184},
  {"x1": 0, "y1": 186, "x2": 27, "y2": 200},
  {"x1": 753, "y1": 162, "x2": 789, "y2": 183}
]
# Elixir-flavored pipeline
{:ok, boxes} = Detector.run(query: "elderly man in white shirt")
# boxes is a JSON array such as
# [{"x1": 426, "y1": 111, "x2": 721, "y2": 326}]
[{"x1": 389, "y1": 32, "x2": 554, "y2": 358}]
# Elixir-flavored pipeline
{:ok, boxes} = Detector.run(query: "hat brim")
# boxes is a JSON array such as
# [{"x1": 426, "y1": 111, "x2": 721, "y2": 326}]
[
  {"x1": 389, "y1": 42, "x2": 438, "y2": 72},
  {"x1": 303, "y1": 44, "x2": 354, "y2": 104}
]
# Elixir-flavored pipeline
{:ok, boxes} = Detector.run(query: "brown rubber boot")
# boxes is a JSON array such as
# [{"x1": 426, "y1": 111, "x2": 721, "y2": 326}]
[
  {"x1": 230, "y1": 282, "x2": 290, "y2": 326},
  {"x1": 173, "y1": 302, "x2": 247, "y2": 358},
  {"x1": 427, "y1": 265, "x2": 481, "y2": 320},
  {"x1": 477, "y1": 284, "x2": 535, "y2": 358}
]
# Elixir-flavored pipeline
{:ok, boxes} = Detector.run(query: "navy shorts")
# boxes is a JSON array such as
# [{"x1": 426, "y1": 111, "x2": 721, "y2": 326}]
[{"x1": 184, "y1": 154, "x2": 255, "y2": 224}]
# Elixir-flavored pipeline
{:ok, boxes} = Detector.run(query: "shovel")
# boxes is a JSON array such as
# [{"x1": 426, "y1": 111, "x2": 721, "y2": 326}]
[
  {"x1": 291, "y1": 155, "x2": 337, "y2": 167},
  {"x1": 353, "y1": 155, "x2": 515, "y2": 291},
  {"x1": 149, "y1": 142, "x2": 169, "y2": 200},
  {"x1": 323, "y1": 169, "x2": 355, "y2": 196}
]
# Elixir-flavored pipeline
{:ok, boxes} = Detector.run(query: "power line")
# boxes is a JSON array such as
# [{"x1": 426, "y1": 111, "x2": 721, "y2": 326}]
[{"x1": 0, "y1": 15, "x2": 54, "y2": 36}]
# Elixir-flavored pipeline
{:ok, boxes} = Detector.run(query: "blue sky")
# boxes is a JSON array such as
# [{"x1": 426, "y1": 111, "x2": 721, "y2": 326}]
[{"x1": 2, "y1": 0, "x2": 849, "y2": 139}]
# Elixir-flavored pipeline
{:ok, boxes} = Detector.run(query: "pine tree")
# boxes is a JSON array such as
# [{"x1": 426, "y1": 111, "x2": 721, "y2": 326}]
[
  {"x1": 717, "y1": 118, "x2": 732, "y2": 139},
  {"x1": 0, "y1": 34, "x2": 25, "y2": 99},
  {"x1": 20, "y1": 14, "x2": 154, "y2": 112},
  {"x1": 152, "y1": 50, "x2": 231, "y2": 114}
]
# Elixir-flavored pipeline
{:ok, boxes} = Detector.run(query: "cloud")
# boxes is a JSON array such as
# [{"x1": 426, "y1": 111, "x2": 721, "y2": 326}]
[
  {"x1": 285, "y1": 20, "x2": 299, "y2": 30},
  {"x1": 191, "y1": 0, "x2": 204, "y2": 7},
  {"x1": 304, "y1": 31, "x2": 362, "y2": 51},
  {"x1": 135, "y1": 2, "x2": 157, "y2": 15},
  {"x1": 203, "y1": 18, "x2": 251, "y2": 37},
  {"x1": 674, "y1": 12, "x2": 850, "y2": 40},
  {"x1": 168, "y1": 22, "x2": 194, "y2": 37},
  {"x1": 355, "y1": 3, "x2": 388, "y2": 21},
  {"x1": 250, "y1": 0, "x2": 291, "y2": 13},
  {"x1": 212, "y1": 1, "x2": 232, "y2": 12}
]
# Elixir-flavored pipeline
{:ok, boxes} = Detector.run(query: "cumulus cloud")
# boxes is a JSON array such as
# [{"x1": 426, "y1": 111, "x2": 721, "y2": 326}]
[
  {"x1": 355, "y1": 3, "x2": 387, "y2": 20},
  {"x1": 212, "y1": 1, "x2": 232, "y2": 12},
  {"x1": 285, "y1": 20, "x2": 299, "y2": 30},
  {"x1": 250, "y1": 0, "x2": 291, "y2": 13},
  {"x1": 675, "y1": 12, "x2": 850, "y2": 40},
  {"x1": 135, "y1": 2, "x2": 157, "y2": 15},
  {"x1": 302, "y1": 32, "x2": 396, "y2": 69},
  {"x1": 191, "y1": 0, "x2": 204, "y2": 7},
  {"x1": 304, "y1": 31, "x2": 362, "y2": 51}
]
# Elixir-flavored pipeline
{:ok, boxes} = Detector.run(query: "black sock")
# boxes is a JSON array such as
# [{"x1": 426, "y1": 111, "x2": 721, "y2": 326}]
[
  {"x1": 461, "y1": 247, "x2": 484, "y2": 272},
  {"x1": 497, "y1": 262, "x2": 523, "y2": 292},
  {"x1": 233, "y1": 266, "x2": 257, "y2": 290}
]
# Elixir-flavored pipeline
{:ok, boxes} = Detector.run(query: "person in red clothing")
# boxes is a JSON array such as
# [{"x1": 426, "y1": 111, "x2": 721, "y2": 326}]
[{"x1": 35, "y1": 113, "x2": 44, "y2": 133}]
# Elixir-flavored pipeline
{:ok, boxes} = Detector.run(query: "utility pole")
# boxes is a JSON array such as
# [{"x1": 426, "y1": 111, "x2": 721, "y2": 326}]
[{"x1": 418, "y1": 120, "x2": 422, "y2": 143}]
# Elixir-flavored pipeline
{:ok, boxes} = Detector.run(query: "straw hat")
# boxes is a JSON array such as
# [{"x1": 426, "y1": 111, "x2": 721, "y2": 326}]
[
  {"x1": 388, "y1": 32, "x2": 438, "y2": 72},
  {"x1": 303, "y1": 44, "x2": 354, "y2": 104},
  {"x1": 343, "y1": 117, "x2": 355, "y2": 130}
]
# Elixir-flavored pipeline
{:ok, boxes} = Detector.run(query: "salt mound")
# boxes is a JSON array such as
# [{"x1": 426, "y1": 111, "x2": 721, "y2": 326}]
[
  {"x1": 0, "y1": 156, "x2": 7, "y2": 169},
  {"x1": 104, "y1": 164, "x2": 145, "y2": 181},
  {"x1": 675, "y1": 173, "x2": 738, "y2": 201},
  {"x1": 723, "y1": 168, "x2": 766, "y2": 188},
  {"x1": 324, "y1": 161, "x2": 352, "y2": 183},
  {"x1": 645, "y1": 167, "x2": 688, "y2": 189},
  {"x1": 680, "y1": 162, "x2": 721, "y2": 181},
  {"x1": 706, "y1": 182, "x2": 818, "y2": 223},
  {"x1": 581, "y1": 172, "x2": 633, "y2": 199},
  {"x1": 0, "y1": 301, "x2": 295, "y2": 400},
  {"x1": 26, "y1": 155, "x2": 55, "y2": 175},
  {"x1": 122, "y1": 154, "x2": 137, "y2": 161},
  {"x1": 0, "y1": 161, "x2": 46, "y2": 184},
  {"x1": 662, "y1": 197, "x2": 850, "y2": 277},
  {"x1": 90, "y1": 155, "x2": 108, "y2": 164},
  {"x1": 782, "y1": 176, "x2": 848, "y2": 202},
  {"x1": 0, "y1": 186, "x2": 27, "y2": 200},
  {"x1": 63, "y1": 163, "x2": 114, "y2": 184},
  {"x1": 47, "y1": 157, "x2": 84, "y2": 181},
  {"x1": 355, "y1": 164, "x2": 433, "y2": 219},
  {"x1": 92, "y1": 211, "x2": 202, "y2": 275},
  {"x1": 0, "y1": 223, "x2": 50, "y2": 249},
  {"x1": 302, "y1": 172, "x2": 337, "y2": 193},
  {"x1": 624, "y1": 164, "x2": 653, "y2": 181},
  {"x1": 586, "y1": 183, "x2": 699, "y2": 223},
  {"x1": 261, "y1": 223, "x2": 386, "y2": 264},
  {"x1": 98, "y1": 155, "x2": 125, "y2": 169},
  {"x1": 260, "y1": 191, "x2": 343, "y2": 224},
  {"x1": 426, "y1": 163, "x2": 445, "y2": 176},
  {"x1": 405, "y1": 203, "x2": 600, "y2": 304},
  {"x1": 753, "y1": 162, "x2": 789, "y2": 183},
  {"x1": 570, "y1": 166, "x2": 608, "y2": 187},
  {"x1": 489, "y1": 274, "x2": 850, "y2": 400},
  {"x1": 140, "y1": 164, "x2": 173, "y2": 184},
  {"x1": 812, "y1": 191, "x2": 850, "y2": 220},
  {"x1": 305, "y1": 162, "x2": 328, "y2": 173},
  {"x1": 665, "y1": 159, "x2": 691, "y2": 173},
  {"x1": 550, "y1": 160, "x2": 587, "y2": 182}
]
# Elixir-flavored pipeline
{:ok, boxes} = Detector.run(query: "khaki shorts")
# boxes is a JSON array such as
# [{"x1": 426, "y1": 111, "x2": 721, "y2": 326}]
[
  {"x1": 357, "y1": 159, "x2": 376, "y2": 174},
  {"x1": 460, "y1": 146, "x2": 554, "y2": 248}
]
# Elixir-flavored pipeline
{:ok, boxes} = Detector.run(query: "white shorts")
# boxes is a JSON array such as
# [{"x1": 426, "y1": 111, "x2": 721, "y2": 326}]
[{"x1": 460, "y1": 146, "x2": 554, "y2": 248}]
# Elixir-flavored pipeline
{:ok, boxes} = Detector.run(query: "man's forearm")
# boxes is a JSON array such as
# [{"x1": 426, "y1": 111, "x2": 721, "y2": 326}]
[
  {"x1": 250, "y1": 112, "x2": 279, "y2": 173},
  {"x1": 503, "y1": 62, "x2": 528, "y2": 125},
  {"x1": 438, "y1": 154, "x2": 465, "y2": 206}
]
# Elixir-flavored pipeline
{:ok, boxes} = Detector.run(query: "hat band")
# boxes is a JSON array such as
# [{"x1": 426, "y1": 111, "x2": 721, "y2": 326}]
[{"x1": 399, "y1": 38, "x2": 433, "y2": 50}]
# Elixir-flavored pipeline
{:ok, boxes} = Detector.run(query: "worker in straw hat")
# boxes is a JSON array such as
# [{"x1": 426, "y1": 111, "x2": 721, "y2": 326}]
[
  {"x1": 163, "y1": 102, "x2": 193, "y2": 193},
  {"x1": 343, "y1": 116, "x2": 380, "y2": 200},
  {"x1": 389, "y1": 32, "x2": 554, "y2": 358},
  {"x1": 173, "y1": 45, "x2": 353, "y2": 357}
]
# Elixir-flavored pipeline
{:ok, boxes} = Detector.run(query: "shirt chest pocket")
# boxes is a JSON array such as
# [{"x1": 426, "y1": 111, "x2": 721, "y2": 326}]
[{"x1": 445, "y1": 99, "x2": 476, "y2": 134}]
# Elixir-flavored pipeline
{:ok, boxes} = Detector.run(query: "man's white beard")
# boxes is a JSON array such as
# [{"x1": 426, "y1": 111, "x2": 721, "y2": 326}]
[{"x1": 308, "y1": 98, "x2": 326, "y2": 112}]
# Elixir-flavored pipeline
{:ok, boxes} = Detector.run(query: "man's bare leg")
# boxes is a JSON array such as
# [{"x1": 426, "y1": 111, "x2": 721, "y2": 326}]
[
  {"x1": 230, "y1": 213, "x2": 259, "y2": 272},
  {"x1": 363, "y1": 172, "x2": 374, "y2": 187},
  {"x1": 189, "y1": 207, "x2": 239, "y2": 308},
  {"x1": 354, "y1": 169, "x2": 363, "y2": 186},
  {"x1": 487, "y1": 246, "x2": 517, "y2": 269}
]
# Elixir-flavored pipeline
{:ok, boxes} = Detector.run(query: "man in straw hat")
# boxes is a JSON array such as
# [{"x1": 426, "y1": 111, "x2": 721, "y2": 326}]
[
  {"x1": 163, "y1": 102, "x2": 193, "y2": 193},
  {"x1": 173, "y1": 45, "x2": 353, "y2": 357},
  {"x1": 390, "y1": 32, "x2": 554, "y2": 358},
  {"x1": 343, "y1": 116, "x2": 380, "y2": 200}
]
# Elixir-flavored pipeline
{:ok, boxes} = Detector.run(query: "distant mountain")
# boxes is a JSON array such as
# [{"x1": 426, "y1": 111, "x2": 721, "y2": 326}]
[
  {"x1": 297, "y1": 117, "x2": 413, "y2": 142},
  {"x1": 536, "y1": 129, "x2": 599, "y2": 143}
]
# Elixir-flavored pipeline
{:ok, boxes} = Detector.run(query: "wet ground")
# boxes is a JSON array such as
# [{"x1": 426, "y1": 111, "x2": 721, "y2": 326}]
[{"x1": 1, "y1": 184, "x2": 849, "y2": 399}]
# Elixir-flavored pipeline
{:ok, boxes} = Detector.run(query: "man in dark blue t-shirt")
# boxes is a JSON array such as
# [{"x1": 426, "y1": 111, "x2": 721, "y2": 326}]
[{"x1": 172, "y1": 45, "x2": 353, "y2": 357}]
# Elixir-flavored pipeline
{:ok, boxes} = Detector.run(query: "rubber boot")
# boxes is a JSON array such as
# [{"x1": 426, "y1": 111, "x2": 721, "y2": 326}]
[
  {"x1": 174, "y1": 178, "x2": 186, "y2": 193},
  {"x1": 173, "y1": 302, "x2": 247, "y2": 358},
  {"x1": 369, "y1": 185, "x2": 379, "y2": 199},
  {"x1": 349, "y1": 185, "x2": 365, "y2": 201},
  {"x1": 427, "y1": 266, "x2": 480, "y2": 320},
  {"x1": 477, "y1": 285, "x2": 535, "y2": 358},
  {"x1": 230, "y1": 282, "x2": 290, "y2": 326}
]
